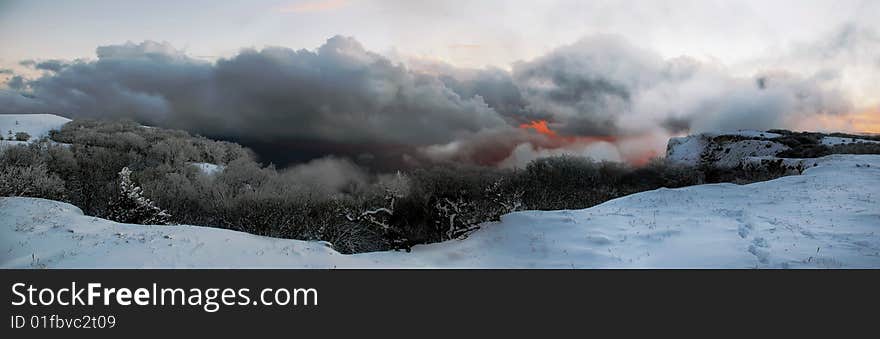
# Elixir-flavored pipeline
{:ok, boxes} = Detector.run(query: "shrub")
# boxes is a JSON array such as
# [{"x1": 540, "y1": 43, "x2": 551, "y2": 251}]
[
  {"x1": 828, "y1": 132, "x2": 880, "y2": 142},
  {"x1": 830, "y1": 142, "x2": 880, "y2": 155},
  {"x1": 776, "y1": 144, "x2": 831, "y2": 158},
  {"x1": 105, "y1": 167, "x2": 172, "y2": 225},
  {"x1": 14, "y1": 132, "x2": 30, "y2": 142},
  {"x1": 0, "y1": 164, "x2": 66, "y2": 199},
  {"x1": 0, "y1": 142, "x2": 43, "y2": 167},
  {"x1": 0, "y1": 143, "x2": 66, "y2": 199},
  {"x1": 520, "y1": 156, "x2": 628, "y2": 210}
]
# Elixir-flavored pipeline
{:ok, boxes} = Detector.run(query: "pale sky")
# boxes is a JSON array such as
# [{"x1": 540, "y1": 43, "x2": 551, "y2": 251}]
[{"x1": 1, "y1": 0, "x2": 877, "y2": 68}]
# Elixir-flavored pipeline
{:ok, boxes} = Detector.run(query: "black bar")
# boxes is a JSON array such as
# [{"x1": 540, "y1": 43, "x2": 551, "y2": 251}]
[{"x1": 2, "y1": 270, "x2": 878, "y2": 337}]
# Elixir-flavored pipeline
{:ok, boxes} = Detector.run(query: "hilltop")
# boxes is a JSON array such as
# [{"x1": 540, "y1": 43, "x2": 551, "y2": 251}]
[{"x1": 0, "y1": 114, "x2": 71, "y2": 146}]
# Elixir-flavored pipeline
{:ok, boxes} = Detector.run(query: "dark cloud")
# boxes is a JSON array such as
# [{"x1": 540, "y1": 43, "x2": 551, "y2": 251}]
[
  {"x1": 511, "y1": 35, "x2": 660, "y2": 136},
  {"x1": 34, "y1": 60, "x2": 70, "y2": 72},
  {"x1": 438, "y1": 67, "x2": 532, "y2": 122},
  {"x1": 1, "y1": 38, "x2": 507, "y2": 166},
  {"x1": 6, "y1": 76, "x2": 26, "y2": 90},
  {"x1": 208, "y1": 38, "x2": 504, "y2": 145}
]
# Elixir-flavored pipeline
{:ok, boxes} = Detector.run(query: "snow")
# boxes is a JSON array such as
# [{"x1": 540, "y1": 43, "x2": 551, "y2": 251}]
[
  {"x1": 709, "y1": 140, "x2": 789, "y2": 168},
  {"x1": 702, "y1": 130, "x2": 782, "y2": 139},
  {"x1": 0, "y1": 114, "x2": 71, "y2": 141},
  {"x1": 190, "y1": 162, "x2": 224, "y2": 176},
  {"x1": 821, "y1": 136, "x2": 880, "y2": 146},
  {"x1": 667, "y1": 131, "x2": 789, "y2": 167},
  {"x1": 3, "y1": 154, "x2": 878, "y2": 268},
  {"x1": 0, "y1": 140, "x2": 30, "y2": 148},
  {"x1": 665, "y1": 135, "x2": 706, "y2": 166},
  {"x1": 0, "y1": 114, "x2": 72, "y2": 149}
]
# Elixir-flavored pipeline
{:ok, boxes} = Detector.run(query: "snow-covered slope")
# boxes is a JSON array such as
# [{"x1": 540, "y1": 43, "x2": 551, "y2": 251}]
[
  {"x1": 666, "y1": 132, "x2": 788, "y2": 167},
  {"x1": 3, "y1": 154, "x2": 878, "y2": 269},
  {"x1": 0, "y1": 114, "x2": 71, "y2": 142},
  {"x1": 666, "y1": 129, "x2": 878, "y2": 168}
]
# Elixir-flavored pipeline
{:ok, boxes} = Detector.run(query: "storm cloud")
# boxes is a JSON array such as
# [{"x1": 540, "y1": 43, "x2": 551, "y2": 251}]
[
  {"x1": 509, "y1": 35, "x2": 853, "y2": 136},
  {"x1": 4, "y1": 38, "x2": 506, "y2": 145}
]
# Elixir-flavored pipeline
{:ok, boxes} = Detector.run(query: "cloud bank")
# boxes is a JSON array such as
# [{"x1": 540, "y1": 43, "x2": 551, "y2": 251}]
[{"x1": 1, "y1": 28, "x2": 871, "y2": 169}]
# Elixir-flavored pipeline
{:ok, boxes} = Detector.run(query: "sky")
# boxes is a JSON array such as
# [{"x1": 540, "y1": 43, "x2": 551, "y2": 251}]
[
  {"x1": 0, "y1": 0, "x2": 876, "y2": 66},
  {"x1": 1, "y1": 0, "x2": 878, "y2": 168}
]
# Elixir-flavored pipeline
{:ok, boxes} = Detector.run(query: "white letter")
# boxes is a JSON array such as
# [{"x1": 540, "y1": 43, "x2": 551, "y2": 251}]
[
  {"x1": 11, "y1": 283, "x2": 26, "y2": 306},
  {"x1": 87, "y1": 283, "x2": 101, "y2": 306},
  {"x1": 116, "y1": 288, "x2": 132, "y2": 306},
  {"x1": 134, "y1": 288, "x2": 150, "y2": 306},
  {"x1": 72, "y1": 282, "x2": 85, "y2": 305},
  {"x1": 38, "y1": 288, "x2": 55, "y2": 305},
  {"x1": 57, "y1": 288, "x2": 69, "y2": 306}
]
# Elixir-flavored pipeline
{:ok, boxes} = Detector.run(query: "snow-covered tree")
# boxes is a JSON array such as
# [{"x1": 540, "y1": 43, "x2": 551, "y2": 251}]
[
  {"x1": 434, "y1": 196, "x2": 480, "y2": 240},
  {"x1": 433, "y1": 178, "x2": 523, "y2": 241},
  {"x1": 485, "y1": 177, "x2": 524, "y2": 214},
  {"x1": 106, "y1": 167, "x2": 172, "y2": 225}
]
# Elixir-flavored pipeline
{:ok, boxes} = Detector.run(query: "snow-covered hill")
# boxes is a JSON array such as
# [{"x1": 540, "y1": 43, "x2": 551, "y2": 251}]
[
  {"x1": 666, "y1": 131, "x2": 787, "y2": 167},
  {"x1": 3, "y1": 154, "x2": 878, "y2": 268},
  {"x1": 0, "y1": 114, "x2": 71, "y2": 143},
  {"x1": 666, "y1": 129, "x2": 879, "y2": 167}
]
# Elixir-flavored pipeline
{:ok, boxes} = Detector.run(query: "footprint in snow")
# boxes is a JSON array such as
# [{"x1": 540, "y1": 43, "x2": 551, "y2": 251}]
[
  {"x1": 748, "y1": 238, "x2": 771, "y2": 264},
  {"x1": 737, "y1": 223, "x2": 753, "y2": 238}
]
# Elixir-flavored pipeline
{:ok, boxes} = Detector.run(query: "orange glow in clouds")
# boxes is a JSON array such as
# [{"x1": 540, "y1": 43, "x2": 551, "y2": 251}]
[
  {"x1": 796, "y1": 108, "x2": 880, "y2": 135},
  {"x1": 519, "y1": 120, "x2": 557, "y2": 137},
  {"x1": 627, "y1": 149, "x2": 659, "y2": 167},
  {"x1": 517, "y1": 119, "x2": 660, "y2": 166},
  {"x1": 518, "y1": 119, "x2": 616, "y2": 144},
  {"x1": 848, "y1": 109, "x2": 880, "y2": 134}
]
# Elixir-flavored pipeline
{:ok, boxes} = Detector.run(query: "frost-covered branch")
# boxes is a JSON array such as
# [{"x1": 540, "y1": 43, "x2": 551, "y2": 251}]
[{"x1": 106, "y1": 167, "x2": 172, "y2": 225}]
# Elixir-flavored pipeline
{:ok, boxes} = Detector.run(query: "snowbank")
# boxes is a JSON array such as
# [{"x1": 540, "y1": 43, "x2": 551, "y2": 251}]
[{"x1": 3, "y1": 154, "x2": 878, "y2": 269}]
